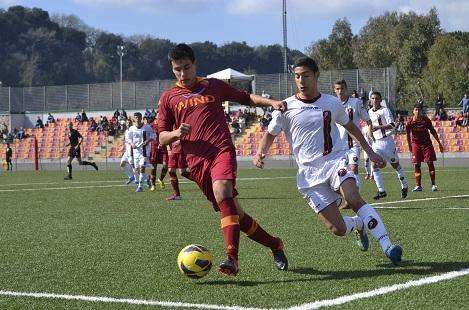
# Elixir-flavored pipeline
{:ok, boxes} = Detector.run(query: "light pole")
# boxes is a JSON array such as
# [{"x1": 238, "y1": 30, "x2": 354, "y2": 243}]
[{"x1": 117, "y1": 45, "x2": 126, "y2": 109}]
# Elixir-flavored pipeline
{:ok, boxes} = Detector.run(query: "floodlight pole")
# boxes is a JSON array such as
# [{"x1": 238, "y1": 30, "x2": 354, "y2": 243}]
[
  {"x1": 282, "y1": 0, "x2": 288, "y2": 98},
  {"x1": 117, "y1": 45, "x2": 126, "y2": 109}
]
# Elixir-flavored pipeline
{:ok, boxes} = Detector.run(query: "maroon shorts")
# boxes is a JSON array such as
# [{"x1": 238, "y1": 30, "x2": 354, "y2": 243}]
[
  {"x1": 412, "y1": 143, "x2": 436, "y2": 164},
  {"x1": 168, "y1": 152, "x2": 188, "y2": 169},
  {"x1": 190, "y1": 150, "x2": 238, "y2": 210},
  {"x1": 150, "y1": 148, "x2": 168, "y2": 165}
]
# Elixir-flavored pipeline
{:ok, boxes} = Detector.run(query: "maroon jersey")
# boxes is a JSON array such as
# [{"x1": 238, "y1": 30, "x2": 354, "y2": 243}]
[
  {"x1": 158, "y1": 78, "x2": 250, "y2": 167},
  {"x1": 170, "y1": 139, "x2": 182, "y2": 154},
  {"x1": 406, "y1": 116, "x2": 436, "y2": 145}
]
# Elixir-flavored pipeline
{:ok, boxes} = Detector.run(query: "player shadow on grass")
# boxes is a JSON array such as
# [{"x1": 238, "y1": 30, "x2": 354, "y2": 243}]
[
  {"x1": 199, "y1": 261, "x2": 469, "y2": 286},
  {"x1": 290, "y1": 261, "x2": 469, "y2": 280}
]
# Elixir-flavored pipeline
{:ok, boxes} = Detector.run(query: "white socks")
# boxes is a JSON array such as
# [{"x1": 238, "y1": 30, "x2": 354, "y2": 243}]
[
  {"x1": 122, "y1": 163, "x2": 134, "y2": 179},
  {"x1": 373, "y1": 168, "x2": 385, "y2": 192},
  {"x1": 396, "y1": 166, "x2": 408, "y2": 189},
  {"x1": 357, "y1": 204, "x2": 392, "y2": 253},
  {"x1": 343, "y1": 216, "x2": 364, "y2": 234}
]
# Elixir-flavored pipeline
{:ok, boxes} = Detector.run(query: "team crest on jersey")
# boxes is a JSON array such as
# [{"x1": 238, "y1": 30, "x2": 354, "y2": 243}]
[{"x1": 338, "y1": 168, "x2": 347, "y2": 177}]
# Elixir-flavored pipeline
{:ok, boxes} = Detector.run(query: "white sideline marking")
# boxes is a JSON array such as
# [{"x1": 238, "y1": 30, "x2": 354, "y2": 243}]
[
  {"x1": 0, "y1": 176, "x2": 295, "y2": 192},
  {"x1": 1, "y1": 268, "x2": 468, "y2": 309},
  {"x1": 0, "y1": 290, "x2": 263, "y2": 310},
  {"x1": 288, "y1": 268, "x2": 469, "y2": 310},
  {"x1": 373, "y1": 195, "x2": 469, "y2": 206}
]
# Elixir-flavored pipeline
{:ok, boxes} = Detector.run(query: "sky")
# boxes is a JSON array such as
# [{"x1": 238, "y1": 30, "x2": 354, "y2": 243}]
[{"x1": 1, "y1": 0, "x2": 468, "y2": 52}]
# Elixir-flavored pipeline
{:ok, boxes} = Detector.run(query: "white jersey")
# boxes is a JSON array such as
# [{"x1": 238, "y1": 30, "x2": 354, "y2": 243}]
[
  {"x1": 368, "y1": 106, "x2": 394, "y2": 140},
  {"x1": 268, "y1": 93, "x2": 349, "y2": 169},
  {"x1": 127, "y1": 124, "x2": 155, "y2": 157},
  {"x1": 338, "y1": 96, "x2": 370, "y2": 148},
  {"x1": 123, "y1": 129, "x2": 132, "y2": 157}
]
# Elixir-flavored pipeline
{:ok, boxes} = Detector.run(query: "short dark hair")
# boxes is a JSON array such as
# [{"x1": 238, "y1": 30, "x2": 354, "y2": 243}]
[
  {"x1": 334, "y1": 79, "x2": 347, "y2": 87},
  {"x1": 168, "y1": 43, "x2": 195, "y2": 63},
  {"x1": 370, "y1": 91, "x2": 382, "y2": 99},
  {"x1": 413, "y1": 103, "x2": 423, "y2": 109},
  {"x1": 134, "y1": 112, "x2": 142, "y2": 118},
  {"x1": 293, "y1": 57, "x2": 319, "y2": 73}
]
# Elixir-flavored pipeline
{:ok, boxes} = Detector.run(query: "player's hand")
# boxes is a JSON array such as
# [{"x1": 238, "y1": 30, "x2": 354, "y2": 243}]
[
  {"x1": 369, "y1": 152, "x2": 385, "y2": 168},
  {"x1": 176, "y1": 123, "x2": 191, "y2": 138},
  {"x1": 271, "y1": 100, "x2": 287, "y2": 112},
  {"x1": 253, "y1": 153, "x2": 266, "y2": 169}
]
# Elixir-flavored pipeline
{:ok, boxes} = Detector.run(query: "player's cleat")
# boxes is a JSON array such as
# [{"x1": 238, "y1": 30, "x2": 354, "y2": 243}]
[
  {"x1": 157, "y1": 179, "x2": 165, "y2": 189},
  {"x1": 126, "y1": 176, "x2": 135, "y2": 185},
  {"x1": 64, "y1": 175, "x2": 72, "y2": 180},
  {"x1": 412, "y1": 186, "x2": 423, "y2": 192},
  {"x1": 150, "y1": 185, "x2": 156, "y2": 191},
  {"x1": 218, "y1": 257, "x2": 239, "y2": 276},
  {"x1": 135, "y1": 185, "x2": 144, "y2": 192},
  {"x1": 386, "y1": 244, "x2": 403, "y2": 266},
  {"x1": 354, "y1": 228, "x2": 369, "y2": 252},
  {"x1": 166, "y1": 194, "x2": 182, "y2": 201},
  {"x1": 401, "y1": 187, "x2": 408, "y2": 199},
  {"x1": 272, "y1": 238, "x2": 288, "y2": 271},
  {"x1": 431, "y1": 185, "x2": 438, "y2": 192},
  {"x1": 373, "y1": 191, "x2": 387, "y2": 200},
  {"x1": 91, "y1": 162, "x2": 99, "y2": 171}
]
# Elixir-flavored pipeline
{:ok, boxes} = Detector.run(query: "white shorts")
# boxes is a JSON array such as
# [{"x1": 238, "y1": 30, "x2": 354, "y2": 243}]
[
  {"x1": 120, "y1": 151, "x2": 131, "y2": 164},
  {"x1": 372, "y1": 137, "x2": 399, "y2": 164},
  {"x1": 346, "y1": 145, "x2": 361, "y2": 166},
  {"x1": 298, "y1": 153, "x2": 356, "y2": 213},
  {"x1": 133, "y1": 153, "x2": 149, "y2": 168}
]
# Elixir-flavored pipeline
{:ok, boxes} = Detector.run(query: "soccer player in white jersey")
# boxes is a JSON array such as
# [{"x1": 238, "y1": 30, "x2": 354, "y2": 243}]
[
  {"x1": 368, "y1": 91, "x2": 409, "y2": 200},
  {"x1": 127, "y1": 112, "x2": 155, "y2": 192},
  {"x1": 120, "y1": 118, "x2": 135, "y2": 184},
  {"x1": 334, "y1": 79, "x2": 372, "y2": 183},
  {"x1": 254, "y1": 57, "x2": 403, "y2": 265}
]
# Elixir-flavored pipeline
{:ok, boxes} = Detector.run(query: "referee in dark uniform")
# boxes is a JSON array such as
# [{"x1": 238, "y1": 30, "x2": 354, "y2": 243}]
[
  {"x1": 64, "y1": 122, "x2": 98, "y2": 180},
  {"x1": 5, "y1": 143, "x2": 13, "y2": 171}
]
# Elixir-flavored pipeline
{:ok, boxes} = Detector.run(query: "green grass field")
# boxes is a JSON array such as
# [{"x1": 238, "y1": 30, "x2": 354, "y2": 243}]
[{"x1": 0, "y1": 166, "x2": 468, "y2": 309}]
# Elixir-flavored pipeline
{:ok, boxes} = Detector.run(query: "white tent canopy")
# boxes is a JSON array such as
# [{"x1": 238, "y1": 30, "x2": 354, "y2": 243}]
[{"x1": 206, "y1": 68, "x2": 254, "y2": 81}]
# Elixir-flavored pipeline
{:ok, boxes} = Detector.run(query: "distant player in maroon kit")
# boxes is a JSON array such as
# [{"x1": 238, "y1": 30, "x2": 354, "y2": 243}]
[
  {"x1": 406, "y1": 104, "x2": 443, "y2": 192},
  {"x1": 149, "y1": 117, "x2": 168, "y2": 191},
  {"x1": 166, "y1": 139, "x2": 192, "y2": 201},
  {"x1": 158, "y1": 44, "x2": 288, "y2": 276}
]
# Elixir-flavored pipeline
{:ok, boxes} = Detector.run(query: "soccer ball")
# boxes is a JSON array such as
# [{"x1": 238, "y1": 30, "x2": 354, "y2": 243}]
[{"x1": 177, "y1": 244, "x2": 213, "y2": 279}]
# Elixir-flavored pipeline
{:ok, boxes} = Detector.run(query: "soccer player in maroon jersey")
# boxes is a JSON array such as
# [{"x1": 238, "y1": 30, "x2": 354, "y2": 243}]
[
  {"x1": 149, "y1": 117, "x2": 168, "y2": 191},
  {"x1": 166, "y1": 139, "x2": 191, "y2": 200},
  {"x1": 406, "y1": 104, "x2": 444, "y2": 192},
  {"x1": 158, "y1": 44, "x2": 288, "y2": 276}
]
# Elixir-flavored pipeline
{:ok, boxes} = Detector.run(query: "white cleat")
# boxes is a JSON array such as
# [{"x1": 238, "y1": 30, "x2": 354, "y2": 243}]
[
  {"x1": 412, "y1": 186, "x2": 423, "y2": 192},
  {"x1": 431, "y1": 185, "x2": 438, "y2": 192}
]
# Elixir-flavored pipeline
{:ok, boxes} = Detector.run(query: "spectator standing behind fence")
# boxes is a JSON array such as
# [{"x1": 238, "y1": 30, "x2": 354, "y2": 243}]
[
  {"x1": 395, "y1": 113, "x2": 406, "y2": 134},
  {"x1": 434, "y1": 94, "x2": 445, "y2": 119},
  {"x1": 79, "y1": 109, "x2": 88, "y2": 122},
  {"x1": 75, "y1": 112, "x2": 82, "y2": 123},
  {"x1": 89, "y1": 118, "x2": 98, "y2": 132},
  {"x1": 46, "y1": 113, "x2": 55, "y2": 125},
  {"x1": 17, "y1": 127, "x2": 25, "y2": 139},
  {"x1": 35, "y1": 117, "x2": 44, "y2": 129},
  {"x1": 5, "y1": 143, "x2": 13, "y2": 171},
  {"x1": 113, "y1": 109, "x2": 120, "y2": 119}
]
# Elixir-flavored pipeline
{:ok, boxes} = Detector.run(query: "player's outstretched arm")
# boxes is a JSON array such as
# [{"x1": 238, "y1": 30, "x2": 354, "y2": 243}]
[
  {"x1": 159, "y1": 123, "x2": 191, "y2": 146},
  {"x1": 343, "y1": 121, "x2": 385, "y2": 167},
  {"x1": 249, "y1": 94, "x2": 286, "y2": 112},
  {"x1": 253, "y1": 132, "x2": 276, "y2": 169}
]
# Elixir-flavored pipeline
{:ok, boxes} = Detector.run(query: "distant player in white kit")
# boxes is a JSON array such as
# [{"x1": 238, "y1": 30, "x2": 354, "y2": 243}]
[
  {"x1": 254, "y1": 57, "x2": 403, "y2": 265},
  {"x1": 334, "y1": 79, "x2": 372, "y2": 184},
  {"x1": 368, "y1": 91, "x2": 409, "y2": 200},
  {"x1": 127, "y1": 112, "x2": 155, "y2": 192},
  {"x1": 120, "y1": 118, "x2": 135, "y2": 184}
]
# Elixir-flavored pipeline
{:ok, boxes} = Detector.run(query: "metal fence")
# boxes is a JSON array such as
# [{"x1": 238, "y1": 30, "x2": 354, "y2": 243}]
[{"x1": 0, "y1": 67, "x2": 396, "y2": 113}]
